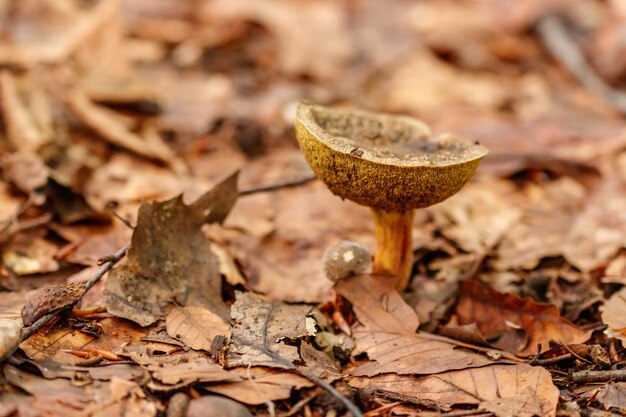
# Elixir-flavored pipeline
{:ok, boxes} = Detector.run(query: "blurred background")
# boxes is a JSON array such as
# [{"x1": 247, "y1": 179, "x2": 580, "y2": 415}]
[{"x1": 2, "y1": 0, "x2": 626, "y2": 302}]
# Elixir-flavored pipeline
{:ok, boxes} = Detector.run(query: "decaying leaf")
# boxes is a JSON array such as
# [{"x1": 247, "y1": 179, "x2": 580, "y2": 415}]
[
  {"x1": 349, "y1": 364, "x2": 559, "y2": 417},
  {"x1": 596, "y1": 382, "x2": 626, "y2": 412},
  {"x1": 166, "y1": 306, "x2": 231, "y2": 353},
  {"x1": 20, "y1": 318, "x2": 146, "y2": 363},
  {"x1": 21, "y1": 282, "x2": 85, "y2": 326},
  {"x1": 227, "y1": 292, "x2": 315, "y2": 368},
  {"x1": 104, "y1": 172, "x2": 239, "y2": 326},
  {"x1": 455, "y1": 280, "x2": 589, "y2": 356}
]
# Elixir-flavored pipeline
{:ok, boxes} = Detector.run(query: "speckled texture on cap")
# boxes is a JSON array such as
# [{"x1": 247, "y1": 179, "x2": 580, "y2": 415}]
[{"x1": 295, "y1": 103, "x2": 488, "y2": 210}]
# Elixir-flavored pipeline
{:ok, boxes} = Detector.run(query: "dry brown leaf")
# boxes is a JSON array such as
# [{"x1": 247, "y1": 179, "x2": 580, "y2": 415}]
[
  {"x1": 596, "y1": 382, "x2": 626, "y2": 412},
  {"x1": 495, "y1": 178, "x2": 586, "y2": 270},
  {"x1": 456, "y1": 280, "x2": 589, "y2": 356},
  {"x1": 2, "y1": 234, "x2": 60, "y2": 275},
  {"x1": 104, "y1": 172, "x2": 238, "y2": 326},
  {"x1": 205, "y1": 367, "x2": 313, "y2": 405},
  {"x1": 349, "y1": 364, "x2": 558, "y2": 417},
  {"x1": 201, "y1": 0, "x2": 351, "y2": 80},
  {"x1": 85, "y1": 377, "x2": 157, "y2": 417},
  {"x1": 350, "y1": 328, "x2": 495, "y2": 377},
  {"x1": 1, "y1": 152, "x2": 49, "y2": 195},
  {"x1": 149, "y1": 361, "x2": 238, "y2": 386},
  {"x1": 233, "y1": 179, "x2": 374, "y2": 302},
  {"x1": 0, "y1": 72, "x2": 51, "y2": 152},
  {"x1": 187, "y1": 396, "x2": 253, "y2": 417},
  {"x1": 21, "y1": 282, "x2": 85, "y2": 326},
  {"x1": 429, "y1": 181, "x2": 520, "y2": 255},
  {"x1": 66, "y1": 91, "x2": 176, "y2": 166},
  {"x1": 19, "y1": 318, "x2": 146, "y2": 363},
  {"x1": 601, "y1": 286, "x2": 626, "y2": 343},
  {"x1": 166, "y1": 306, "x2": 231, "y2": 353},
  {"x1": 334, "y1": 273, "x2": 419, "y2": 333},
  {"x1": 227, "y1": 292, "x2": 314, "y2": 368},
  {"x1": 0, "y1": 0, "x2": 124, "y2": 69},
  {"x1": 564, "y1": 154, "x2": 626, "y2": 271}
]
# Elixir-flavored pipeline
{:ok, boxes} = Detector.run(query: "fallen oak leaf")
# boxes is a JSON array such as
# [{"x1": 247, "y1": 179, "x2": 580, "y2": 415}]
[
  {"x1": 335, "y1": 274, "x2": 496, "y2": 377},
  {"x1": 455, "y1": 280, "x2": 590, "y2": 356},
  {"x1": 103, "y1": 172, "x2": 239, "y2": 326},
  {"x1": 348, "y1": 364, "x2": 558, "y2": 417}
]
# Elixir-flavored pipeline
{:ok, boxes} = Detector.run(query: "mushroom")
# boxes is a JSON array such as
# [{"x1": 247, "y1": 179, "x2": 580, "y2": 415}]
[{"x1": 295, "y1": 103, "x2": 488, "y2": 290}]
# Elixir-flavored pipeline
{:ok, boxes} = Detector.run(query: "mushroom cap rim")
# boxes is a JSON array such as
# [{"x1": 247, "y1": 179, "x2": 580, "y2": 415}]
[{"x1": 296, "y1": 102, "x2": 489, "y2": 169}]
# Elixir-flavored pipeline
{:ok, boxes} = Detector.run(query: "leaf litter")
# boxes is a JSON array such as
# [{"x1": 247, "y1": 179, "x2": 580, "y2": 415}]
[{"x1": 5, "y1": 0, "x2": 626, "y2": 416}]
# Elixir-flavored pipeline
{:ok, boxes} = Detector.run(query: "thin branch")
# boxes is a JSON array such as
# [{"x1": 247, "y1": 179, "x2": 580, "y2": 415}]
[
  {"x1": 536, "y1": 14, "x2": 626, "y2": 115},
  {"x1": 571, "y1": 369, "x2": 626, "y2": 383},
  {"x1": 239, "y1": 174, "x2": 317, "y2": 197},
  {"x1": 20, "y1": 243, "x2": 129, "y2": 341},
  {"x1": 232, "y1": 304, "x2": 364, "y2": 417}
]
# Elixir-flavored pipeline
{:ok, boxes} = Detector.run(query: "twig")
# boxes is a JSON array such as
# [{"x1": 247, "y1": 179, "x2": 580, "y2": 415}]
[
  {"x1": 20, "y1": 243, "x2": 129, "y2": 341},
  {"x1": 106, "y1": 202, "x2": 135, "y2": 230},
  {"x1": 536, "y1": 14, "x2": 626, "y2": 114},
  {"x1": 279, "y1": 392, "x2": 318, "y2": 417},
  {"x1": 239, "y1": 174, "x2": 317, "y2": 197},
  {"x1": 527, "y1": 344, "x2": 543, "y2": 365},
  {"x1": 232, "y1": 304, "x2": 364, "y2": 417},
  {"x1": 534, "y1": 353, "x2": 572, "y2": 366},
  {"x1": 571, "y1": 369, "x2": 626, "y2": 383}
]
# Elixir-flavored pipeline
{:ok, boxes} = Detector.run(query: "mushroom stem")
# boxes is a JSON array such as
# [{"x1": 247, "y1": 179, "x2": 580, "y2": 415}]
[{"x1": 370, "y1": 208, "x2": 415, "y2": 290}]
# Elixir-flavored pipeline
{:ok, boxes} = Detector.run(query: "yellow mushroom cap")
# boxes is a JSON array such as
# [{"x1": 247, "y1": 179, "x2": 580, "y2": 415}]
[{"x1": 295, "y1": 103, "x2": 488, "y2": 210}]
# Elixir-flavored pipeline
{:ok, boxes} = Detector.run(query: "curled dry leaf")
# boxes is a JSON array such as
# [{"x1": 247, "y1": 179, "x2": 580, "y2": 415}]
[
  {"x1": 0, "y1": 319, "x2": 22, "y2": 361},
  {"x1": 21, "y1": 282, "x2": 85, "y2": 327},
  {"x1": 65, "y1": 91, "x2": 176, "y2": 165},
  {"x1": 349, "y1": 364, "x2": 558, "y2": 417},
  {"x1": 166, "y1": 306, "x2": 231, "y2": 353},
  {"x1": 601, "y1": 286, "x2": 626, "y2": 343},
  {"x1": 0, "y1": 72, "x2": 51, "y2": 152},
  {"x1": 187, "y1": 396, "x2": 253, "y2": 417},
  {"x1": 227, "y1": 292, "x2": 315, "y2": 369},
  {"x1": 455, "y1": 280, "x2": 589, "y2": 356},
  {"x1": 104, "y1": 172, "x2": 239, "y2": 326}
]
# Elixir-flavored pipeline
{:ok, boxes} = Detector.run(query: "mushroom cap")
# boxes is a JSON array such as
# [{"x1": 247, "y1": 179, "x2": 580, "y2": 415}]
[{"x1": 295, "y1": 103, "x2": 488, "y2": 210}]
